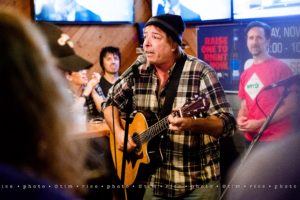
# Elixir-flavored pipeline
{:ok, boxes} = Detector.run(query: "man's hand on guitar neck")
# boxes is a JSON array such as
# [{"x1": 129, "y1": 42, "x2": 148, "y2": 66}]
[
  {"x1": 116, "y1": 130, "x2": 137, "y2": 152},
  {"x1": 168, "y1": 115, "x2": 193, "y2": 131},
  {"x1": 168, "y1": 114, "x2": 224, "y2": 138}
]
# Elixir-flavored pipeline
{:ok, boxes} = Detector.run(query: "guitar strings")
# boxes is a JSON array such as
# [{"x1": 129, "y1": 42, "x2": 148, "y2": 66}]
[
  {"x1": 130, "y1": 95, "x2": 207, "y2": 146},
  {"x1": 131, "y1": 116, "x2": 169, "y2": 144}
]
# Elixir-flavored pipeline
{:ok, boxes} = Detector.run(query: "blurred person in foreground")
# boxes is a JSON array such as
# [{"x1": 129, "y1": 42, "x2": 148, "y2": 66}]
[
  {"x1": 102, "y1": 14, "x2": 235, "y2": 200},
  {"x1": 226, "y1": 133, "x2": 300, "y2": 200},
  {"x1": 0, "y1": 8, "x2": 88, "y2": 199},
  {"x1": 37, "y1": 22, "x2": 111, "y2": 200},
  {"x1": 237, "y1": 21, "x2": 298, "y2": 145}
]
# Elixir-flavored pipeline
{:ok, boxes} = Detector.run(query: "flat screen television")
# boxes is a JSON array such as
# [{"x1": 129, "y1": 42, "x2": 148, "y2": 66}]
[
  {"x1": 33, "y1": 0, "x2": 134, "y2": 24},
  {"x1": 152, "y1": 0, "x2": 232, "y2": 24},
  {"x1": 233, "y1": 0, "x2": 300, "y2": 20}
]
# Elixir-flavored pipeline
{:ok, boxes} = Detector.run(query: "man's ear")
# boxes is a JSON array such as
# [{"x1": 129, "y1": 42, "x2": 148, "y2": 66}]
[
  {"x1": 171, "y1": 42, "x2": 178, "y2": 52},
  {"x1": 65, "y1": 72, "x2": 72, "y2": 81}
]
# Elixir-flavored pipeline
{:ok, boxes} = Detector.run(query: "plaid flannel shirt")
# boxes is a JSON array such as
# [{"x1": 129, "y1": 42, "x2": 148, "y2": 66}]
[
  {"x1": 103, "y1": 53, "x2": 235, "y2": 198},
  {"x1": 85, "y1": 84, "x2": 105, "y2": 120}
]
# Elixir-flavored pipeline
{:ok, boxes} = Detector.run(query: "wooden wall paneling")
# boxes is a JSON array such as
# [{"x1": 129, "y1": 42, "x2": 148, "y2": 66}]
[
  {"x1": 0, "y1": 0, "x2": 31, "y2": 17},
  {"x1": 115, "y1": 26, "x2": 140, "y2": 73},
  {"x1": 73, "y1": 26, "x2": 100, "y2": 62}
]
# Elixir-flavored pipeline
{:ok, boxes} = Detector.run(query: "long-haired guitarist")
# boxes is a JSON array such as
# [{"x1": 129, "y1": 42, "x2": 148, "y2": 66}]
[{"x1": 102, "y1": 14, "x2": 236, "y2": 200}]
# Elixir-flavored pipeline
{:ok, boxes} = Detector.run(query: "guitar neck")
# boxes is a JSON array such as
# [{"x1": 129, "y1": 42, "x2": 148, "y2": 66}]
[
  {"x1": 132, "y1": 94, "x2": 209, "y2": 146},
  {"x1": 138, "y1": 116, "x2": 169, "y2": 144}
]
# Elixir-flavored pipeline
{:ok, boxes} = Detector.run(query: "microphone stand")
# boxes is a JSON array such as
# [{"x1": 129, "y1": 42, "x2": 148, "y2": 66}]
[
  {"x1": 119, "y1": 76, "x2": 136, "y2": 200},
  {"x1": 111, "y1": 59, "x2": 142, "y2": 199},
  {"x1": 219, "y1": 86, "x2": 291, "y2": 200},
  {"x1": 120, "y1": 95, "x2": 132, "y2": 200}
]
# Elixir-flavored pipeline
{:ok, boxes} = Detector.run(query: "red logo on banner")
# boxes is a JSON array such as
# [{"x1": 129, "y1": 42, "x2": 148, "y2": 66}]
[{"x1": 201, "y1": 36, "x2": 228, "y2": 70}]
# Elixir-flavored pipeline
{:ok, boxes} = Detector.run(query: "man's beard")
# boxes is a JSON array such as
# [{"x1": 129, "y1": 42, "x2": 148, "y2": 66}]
[{"x1": 250, "y1": 46, "x2": 263, "y2": 57}]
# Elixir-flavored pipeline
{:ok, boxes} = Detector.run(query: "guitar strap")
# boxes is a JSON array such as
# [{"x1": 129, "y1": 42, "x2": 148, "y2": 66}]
[
  {"x1": 160, "y1": 53, "x2": 187, "y2": 118},
  {"x1": 141, "y1": 54, "x2": 187, "y2": 176}
]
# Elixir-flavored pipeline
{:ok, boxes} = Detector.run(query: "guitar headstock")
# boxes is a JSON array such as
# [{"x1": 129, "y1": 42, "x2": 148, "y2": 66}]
[{"x1": 174, "y1": 93, "x2": 210, "y2": 118}]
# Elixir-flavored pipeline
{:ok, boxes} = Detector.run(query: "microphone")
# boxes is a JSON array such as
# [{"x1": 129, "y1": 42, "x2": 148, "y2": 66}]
[
  {"x1": 111, "y1": 54, "x2": 146, "y2": 101},
  {"x1": 263, "y1": 74, "x2": 300, "y2": 90},
  {"x1": 119, "y1": 54, "x2": 146, "y2": 79}
]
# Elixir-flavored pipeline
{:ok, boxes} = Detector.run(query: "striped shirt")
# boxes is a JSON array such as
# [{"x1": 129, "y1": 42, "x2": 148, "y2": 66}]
[{"x1": 103, "y1": 53, "x2": 235, "y2": 198}]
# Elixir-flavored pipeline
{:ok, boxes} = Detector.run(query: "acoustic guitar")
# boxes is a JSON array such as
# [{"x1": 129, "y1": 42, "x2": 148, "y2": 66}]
[{"x1": 109, "y1": 94, "x2": 210, "y2": 186}]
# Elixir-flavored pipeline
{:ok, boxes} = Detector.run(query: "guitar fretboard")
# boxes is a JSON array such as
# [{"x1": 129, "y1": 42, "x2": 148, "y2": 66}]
[
  {"x1": 131, "y1": 94, "x2": 209, "y2": 146},
  {"x1": 135, "y1": 116, "x2": 169, "y2": 144}
]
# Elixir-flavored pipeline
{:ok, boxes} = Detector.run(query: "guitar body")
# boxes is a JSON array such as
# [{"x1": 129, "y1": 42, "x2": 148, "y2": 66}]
[
  {"x1": 109, "y1": 112, "x2": 161, "y2": 186},
  {"x1": 109, "y1": 94, "x2": 209, "y2": 186}
]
